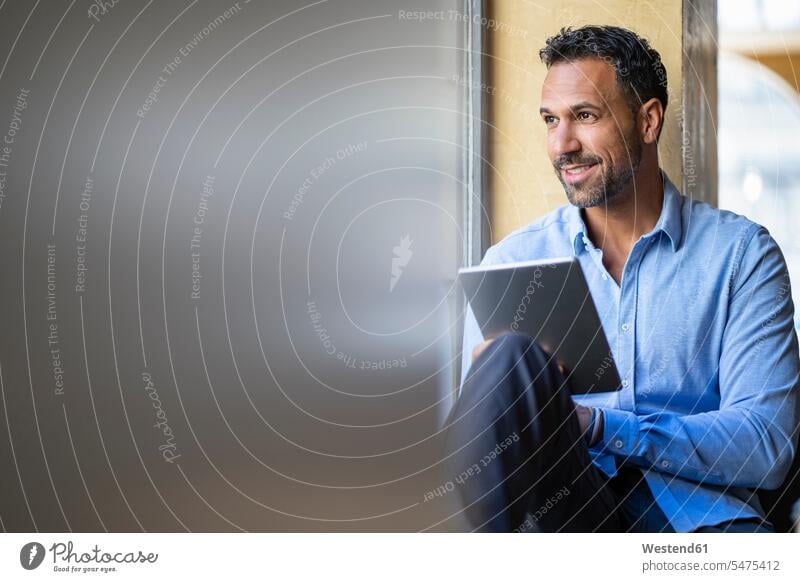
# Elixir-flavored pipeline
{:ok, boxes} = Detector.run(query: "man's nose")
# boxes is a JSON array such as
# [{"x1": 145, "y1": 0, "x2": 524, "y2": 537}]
[{"x1": 551, "y1": 120, "x2": 581, "y2": 158}]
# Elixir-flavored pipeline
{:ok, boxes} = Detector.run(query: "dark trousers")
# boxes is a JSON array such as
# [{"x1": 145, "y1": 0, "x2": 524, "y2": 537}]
[
  {"x1": 445, "y1": 332, "x2": 675, "y2": 532},
  {"x1": 446, "y1": 332, "x2": 776, "y2": 532}
]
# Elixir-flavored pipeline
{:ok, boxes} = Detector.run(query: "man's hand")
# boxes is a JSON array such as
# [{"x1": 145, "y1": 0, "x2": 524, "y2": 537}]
[
  {"x1": 471, "y1": 338, "x2": 496, "y2": 362},
  {"x1": 575, "y1": 404, "x2": 603, "y2": 446},
  {"x1": 575, "y1": 404, "x2": 593, "y2": 433}
]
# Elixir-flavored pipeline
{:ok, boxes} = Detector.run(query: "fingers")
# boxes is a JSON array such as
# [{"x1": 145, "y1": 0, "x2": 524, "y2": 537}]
[
  {"x1": 574, "y1": 404, "x2": 591, "y2": 433},
  {"x1": 471, "y1": 338, "x2": 496, "y2": 362}
]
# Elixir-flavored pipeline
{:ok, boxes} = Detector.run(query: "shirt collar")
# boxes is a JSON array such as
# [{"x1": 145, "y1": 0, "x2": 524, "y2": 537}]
[{"x1": 568, "y1": 170, "x2": 683, "y2": 256}]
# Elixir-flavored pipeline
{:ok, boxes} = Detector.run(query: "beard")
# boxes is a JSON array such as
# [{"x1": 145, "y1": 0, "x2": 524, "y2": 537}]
[{"x1": 553, "y1": 136, "x2": 642, "y2": 209}]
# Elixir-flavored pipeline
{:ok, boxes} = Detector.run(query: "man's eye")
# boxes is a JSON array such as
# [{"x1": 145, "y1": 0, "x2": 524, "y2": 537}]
[
  {"x1": 543, "y1": 115, "x2": 557, "y2": 125},
  {"x1": 577, "y1": 111, "x2": 595, "y2": 121}
]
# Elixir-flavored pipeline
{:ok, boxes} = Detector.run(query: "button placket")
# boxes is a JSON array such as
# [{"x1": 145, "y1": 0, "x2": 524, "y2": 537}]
[
  {"x1": 581, "y1": 234, "x2": 613, "y2": 283},
  {"x1": 617, "y1": 246, "x2": 642, "y2": 411},
  {"x1": 627, "y1": 241, "x2": 651, "y2": 411}
]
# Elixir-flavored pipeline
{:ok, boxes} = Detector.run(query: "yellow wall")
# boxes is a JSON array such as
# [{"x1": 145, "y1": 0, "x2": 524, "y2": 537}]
[{"x1": 486, "y1": 1, "x2": 683, "y2": 243}]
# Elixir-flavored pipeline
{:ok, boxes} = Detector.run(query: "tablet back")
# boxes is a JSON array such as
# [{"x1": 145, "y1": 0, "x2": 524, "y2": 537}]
[{"x1": 458, "y1": 257, "x2": 621, "y2": 394}]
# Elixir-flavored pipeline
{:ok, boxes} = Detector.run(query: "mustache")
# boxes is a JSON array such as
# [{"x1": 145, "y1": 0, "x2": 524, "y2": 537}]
[{"x1": 553, "y1": 154, "x2": 602, "y2": 170}]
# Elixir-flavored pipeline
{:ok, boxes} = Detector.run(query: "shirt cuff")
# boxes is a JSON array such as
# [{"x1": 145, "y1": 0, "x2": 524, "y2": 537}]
[{"x1": 595, "y1": 407, "x2": 639, "y2": 457}]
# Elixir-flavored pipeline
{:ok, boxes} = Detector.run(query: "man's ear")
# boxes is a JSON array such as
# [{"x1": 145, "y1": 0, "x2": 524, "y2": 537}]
[{"x1": 639, "y1": 97, "x2": 664, "y2": 144}]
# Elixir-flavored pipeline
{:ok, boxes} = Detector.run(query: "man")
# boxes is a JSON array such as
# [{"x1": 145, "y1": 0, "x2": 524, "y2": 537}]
[{"x1": 448, "y1": 25, "x2": 800, "y2": 533}]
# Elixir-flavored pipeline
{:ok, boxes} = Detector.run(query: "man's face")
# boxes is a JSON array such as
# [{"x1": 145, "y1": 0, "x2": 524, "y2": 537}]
[{"x1": 540, "y1": 58, "x2": 642, "y2": 208}]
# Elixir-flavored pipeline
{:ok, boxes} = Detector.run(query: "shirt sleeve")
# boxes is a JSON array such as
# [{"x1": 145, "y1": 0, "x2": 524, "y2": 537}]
[{"x1": 595, "y1": 226, "x2": 800, "y2": 490}]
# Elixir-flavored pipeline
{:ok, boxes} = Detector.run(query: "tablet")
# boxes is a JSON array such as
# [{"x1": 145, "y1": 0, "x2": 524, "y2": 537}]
[{"x1": 458, "y1": 257, "x2": 621, "y2": 393}]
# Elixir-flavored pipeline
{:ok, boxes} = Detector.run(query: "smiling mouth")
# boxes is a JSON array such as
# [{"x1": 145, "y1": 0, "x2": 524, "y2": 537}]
[{"x1": 560, "y1": 163, "x2": 598, "y2": 184}]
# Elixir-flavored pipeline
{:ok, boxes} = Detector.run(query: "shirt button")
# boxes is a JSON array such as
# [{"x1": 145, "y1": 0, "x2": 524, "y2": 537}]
[
  {"x1": 621, "y1": 323, "x2": 631, "y2": 332},
  {"x1": 614, "y1": 440, "x2": 624, "y2": 449},
  {"x1": 661, "y1": 460, "x2": 669, "y2": 468},
  {"x1": 622, "y1": 379, "x2": 629, "y2": 388}
]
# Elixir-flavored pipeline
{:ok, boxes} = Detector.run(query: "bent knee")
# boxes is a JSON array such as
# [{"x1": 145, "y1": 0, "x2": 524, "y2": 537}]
[
  {"x1": 463, "y1": 333, "x2": 557, "y2": 396},
  {"x1": 489, "y1": 332, "x2": 549, "y2": 363}
]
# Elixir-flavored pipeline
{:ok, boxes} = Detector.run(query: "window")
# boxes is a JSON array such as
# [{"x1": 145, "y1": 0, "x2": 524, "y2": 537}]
[{"x1": 717, "y1": 12, "x2": 800, "y2": 327}]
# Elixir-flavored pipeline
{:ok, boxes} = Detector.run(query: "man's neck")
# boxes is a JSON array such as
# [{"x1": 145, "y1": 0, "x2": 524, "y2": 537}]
[{"x1": 582, "y1": 168, "x2": 664, "y2": 259}]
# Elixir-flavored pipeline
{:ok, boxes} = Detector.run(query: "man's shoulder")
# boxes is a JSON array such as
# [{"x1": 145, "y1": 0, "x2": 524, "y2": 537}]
[
  {"x1": 482, "y1": 204, "x2": 575, "y2": 264},
  {"x1": 682, "y1": 196, "x2": 765, "y2": 249}
]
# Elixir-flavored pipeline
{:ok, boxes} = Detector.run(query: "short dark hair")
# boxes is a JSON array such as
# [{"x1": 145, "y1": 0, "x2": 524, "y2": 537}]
[{"x1": 539, "y1": 25, "x2": 668, "y2": 116}]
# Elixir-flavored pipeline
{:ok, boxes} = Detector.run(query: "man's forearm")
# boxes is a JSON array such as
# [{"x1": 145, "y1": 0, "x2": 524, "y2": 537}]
[{"x1": 591, "y1": 406, "x2": 796, "y2": 489}]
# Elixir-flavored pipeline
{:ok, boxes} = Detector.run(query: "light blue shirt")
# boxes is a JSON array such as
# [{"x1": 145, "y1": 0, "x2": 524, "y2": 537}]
[{"x1": 460, "y1": 173, "x2": 800, "y2": 532}]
